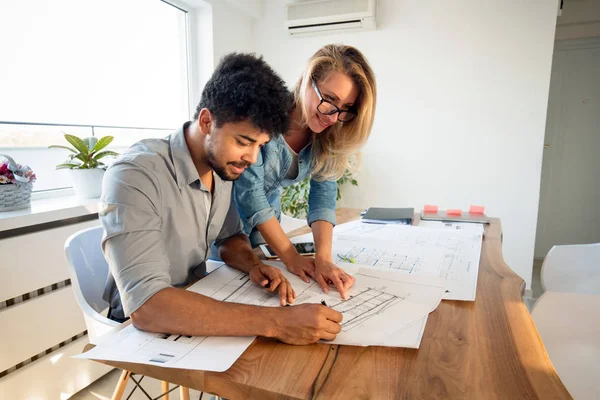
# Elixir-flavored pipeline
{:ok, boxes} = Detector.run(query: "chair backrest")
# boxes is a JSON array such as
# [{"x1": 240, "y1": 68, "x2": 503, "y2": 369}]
[
  {"x1": 65, "y1": 225, "x2": 119, "y2": 343},
  {"x1": 541, "y1": 242, "x2": 600, "y2": 293}
]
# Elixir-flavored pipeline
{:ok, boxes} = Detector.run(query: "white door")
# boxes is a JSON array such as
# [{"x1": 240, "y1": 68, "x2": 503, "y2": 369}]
[{"x1": 535, "y1": 38, "x2": 600, "y2": 258}]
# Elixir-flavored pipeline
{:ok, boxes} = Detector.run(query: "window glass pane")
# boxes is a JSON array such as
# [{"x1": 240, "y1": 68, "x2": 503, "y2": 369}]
[
  {"x1": 0, "y1": 0, "x2": 189, "y2": 193},
  {"x1": 95, "y1": 127, "x2": 173, "y2": 150},
  {"x1": 0, "y1": 0, "x2": 189, "y2": 128}
]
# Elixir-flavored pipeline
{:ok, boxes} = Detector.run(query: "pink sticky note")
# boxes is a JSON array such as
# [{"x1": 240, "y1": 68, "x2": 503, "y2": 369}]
[
  {"x1": 469, "y1": 205, "x2": 485, "y2": 214},
  {"x1": 446, "y1": 209, "x2": 462, "y2": 216},
  {"x1": 424, "y1": 204, "x2": 438, "y2": 213}
]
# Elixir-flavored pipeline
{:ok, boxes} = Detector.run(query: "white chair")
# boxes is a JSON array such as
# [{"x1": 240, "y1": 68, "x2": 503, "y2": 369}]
[
  {"x1": 531, "y1": 291, "x2": 600, "y2": 400},
  {"x1": 531, "y1": 242, "x2": 600, "y2": 400},
  {"x1": 540, "y1": 242, "x2": 600, "y2": 293},
  {"x1": 65, "y1": 226, "x2": 191, "y2": 400}
]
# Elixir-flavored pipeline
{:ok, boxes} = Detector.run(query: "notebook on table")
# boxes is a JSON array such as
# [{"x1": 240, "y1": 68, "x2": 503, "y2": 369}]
[{"x1": 361, "y1": 207, "x2": 414, "y2": 225}]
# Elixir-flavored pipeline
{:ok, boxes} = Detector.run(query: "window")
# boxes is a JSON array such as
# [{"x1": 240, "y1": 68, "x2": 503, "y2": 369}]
[{"x1": 0, "y1": 0, "x2": 190, "y2": 192}]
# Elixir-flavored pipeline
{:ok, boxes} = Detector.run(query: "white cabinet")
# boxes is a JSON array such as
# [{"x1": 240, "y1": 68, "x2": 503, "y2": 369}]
[{"x1": 0, "y1": 218, "x2": 112, "y2": 399}]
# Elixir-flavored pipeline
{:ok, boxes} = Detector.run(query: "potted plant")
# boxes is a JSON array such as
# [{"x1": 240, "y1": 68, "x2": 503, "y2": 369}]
[
  {"x1": 0, "y1": 155, "x2": 37, "y2": 211},
  {"x1": 49, "y1": 134, "x2": 118, "y2": 199},
  {"x1": 281, "y1": 170, "x2": 359, "y2": 219}
]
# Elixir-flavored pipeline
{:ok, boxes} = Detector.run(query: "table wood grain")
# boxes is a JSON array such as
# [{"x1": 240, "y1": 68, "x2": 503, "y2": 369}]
[{"x1": 85, "y1": 208, "x2": 571, "y2": 399}]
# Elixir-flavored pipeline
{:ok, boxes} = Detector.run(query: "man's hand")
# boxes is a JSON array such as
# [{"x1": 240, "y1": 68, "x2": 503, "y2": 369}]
[
  {"x1": 273, "y1": 304, "x2": 343, "y2": 345},
  {"x1": 249, "y1": 263, "x2": 296, "y2": 306},
  {"x1": 313, "y1": 257, "x2": 355, "y2": 300},
  {"x1": 284, "y1": 254, "x2": 316, "y2": 283}
]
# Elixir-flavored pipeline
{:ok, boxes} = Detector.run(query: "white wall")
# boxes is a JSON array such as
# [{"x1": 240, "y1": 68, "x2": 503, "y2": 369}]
[
  {"x1": 209, "y1": 0, "x2": 256, "y2": 61},
  {"x1": 220, "y1": 0, "x2": 263, "y2": 19},
  {"x1": 253, "y1": 0, "x2": 558, "y2": 288},
  {"x1": 556, "y1": 0, "x2": 600, "y2": 40},
  {"x1": 185, "y1": 0, "x2": 257, "y2": 108}
]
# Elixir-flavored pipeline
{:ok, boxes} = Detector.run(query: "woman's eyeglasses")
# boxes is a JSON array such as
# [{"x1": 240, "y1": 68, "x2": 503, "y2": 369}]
[{"x1": 312, "y1": 81, "x2": 357, "y2": 122}]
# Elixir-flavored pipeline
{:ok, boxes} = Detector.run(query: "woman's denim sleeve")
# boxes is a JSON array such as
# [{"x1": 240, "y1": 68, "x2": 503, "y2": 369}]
[
  {"x1": 308, "y1": 178, "x2": 337, "y2": 227},
  {"x1": 233, "y1": 150, "x2": 276, "y2": 232}
]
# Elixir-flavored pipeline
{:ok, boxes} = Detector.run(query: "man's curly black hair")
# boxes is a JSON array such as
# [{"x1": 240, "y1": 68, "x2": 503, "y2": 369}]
[{"x1": 194, "y1": 53, "x2": 292, "y2": 137}]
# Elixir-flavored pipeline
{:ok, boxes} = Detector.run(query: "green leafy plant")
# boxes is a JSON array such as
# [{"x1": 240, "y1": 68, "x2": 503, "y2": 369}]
[
  {"x1": 281, "y1": 170, "x2": 359, "y2": 218},
  {"x1": 281, "y1": 177, "x2": 310, "y2": 219},
  {"x1": 335, "y1": 169, "x2": 359, "y2": 201},
  {"x1": 49, "y1": 134, "x2": 119, "y2": 169}
]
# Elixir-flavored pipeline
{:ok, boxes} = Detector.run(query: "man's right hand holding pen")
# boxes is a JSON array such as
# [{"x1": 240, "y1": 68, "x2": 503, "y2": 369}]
[{"x1": 271, "y1": 300, "x2": 342, "y2": 345}]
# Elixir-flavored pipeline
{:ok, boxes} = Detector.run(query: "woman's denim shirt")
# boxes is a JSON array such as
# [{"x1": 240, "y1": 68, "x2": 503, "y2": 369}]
[{"x1": 233, "y1": 134, "x2": 337, "y2": 245}]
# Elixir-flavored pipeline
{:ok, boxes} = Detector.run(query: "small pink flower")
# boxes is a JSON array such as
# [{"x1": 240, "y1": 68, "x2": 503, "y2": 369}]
[{"x1": 25, "y1": 171, "x2": 37, "y2": 183}]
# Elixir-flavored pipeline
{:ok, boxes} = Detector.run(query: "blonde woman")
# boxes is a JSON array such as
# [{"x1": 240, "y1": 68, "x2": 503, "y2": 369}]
[{"x1": 234, "y1": 44, "x2": 377, "y2": 299}]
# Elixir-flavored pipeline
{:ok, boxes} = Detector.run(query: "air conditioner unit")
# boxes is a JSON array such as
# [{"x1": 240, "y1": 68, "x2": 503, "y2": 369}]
[{"x1": 285, "y1": 0, "x2": 377, "y2": 37}]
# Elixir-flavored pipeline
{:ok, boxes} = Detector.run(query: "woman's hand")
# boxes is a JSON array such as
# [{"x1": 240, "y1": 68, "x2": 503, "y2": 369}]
[
  {"x1": 282, "y1": 254, "x2": 355, "y2": 299},
  {"x1": 313, "y1": 257, "x2": 355, "y2": 299},
  {"x1": 284, "y1": 254, "x2": 315, "y2": 283}
]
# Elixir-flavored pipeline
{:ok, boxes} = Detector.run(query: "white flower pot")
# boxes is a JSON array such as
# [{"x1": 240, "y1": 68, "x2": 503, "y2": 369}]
[{"x1": 70, "y1": 169, "x2": 105, "y2": 199}]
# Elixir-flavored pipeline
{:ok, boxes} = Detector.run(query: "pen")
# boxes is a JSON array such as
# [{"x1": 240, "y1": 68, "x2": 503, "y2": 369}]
[{"x1": 337, "y1": 254, "x2": 356, "y2": 263}]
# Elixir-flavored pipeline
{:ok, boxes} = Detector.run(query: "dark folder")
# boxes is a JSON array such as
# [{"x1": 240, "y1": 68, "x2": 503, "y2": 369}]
[{"x1": 361, "y1": 207, "x2": 414, "y2": 225}]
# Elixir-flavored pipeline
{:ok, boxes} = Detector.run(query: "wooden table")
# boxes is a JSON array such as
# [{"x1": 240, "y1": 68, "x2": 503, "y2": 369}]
[{"x1": 87, "y1": 208, "x2": 572, "y2": 399}]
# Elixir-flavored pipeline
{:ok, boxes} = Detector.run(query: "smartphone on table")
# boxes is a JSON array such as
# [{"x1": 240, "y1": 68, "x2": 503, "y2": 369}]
[{"x1": 259, "y1": 242, "x2": 316, "y2": 259}]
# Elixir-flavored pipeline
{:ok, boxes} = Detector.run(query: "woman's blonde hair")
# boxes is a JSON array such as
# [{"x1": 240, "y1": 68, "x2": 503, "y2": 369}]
[{"x1": 293, "y1": 44, "x2": 377, "y2": 181}]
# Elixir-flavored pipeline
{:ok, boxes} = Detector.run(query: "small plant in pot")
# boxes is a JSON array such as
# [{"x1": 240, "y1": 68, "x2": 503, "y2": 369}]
[{"x1": 49, "y1": 134, "x2": 119, "y2": 199}]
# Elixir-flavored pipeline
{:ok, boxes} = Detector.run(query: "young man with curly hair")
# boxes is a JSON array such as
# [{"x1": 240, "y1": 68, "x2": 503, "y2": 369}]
[{"x1": 99, "y1": 53, "x2": 343, "y2": 345}]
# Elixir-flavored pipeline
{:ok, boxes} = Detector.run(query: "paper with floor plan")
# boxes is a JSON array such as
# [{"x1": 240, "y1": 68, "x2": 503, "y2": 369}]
[
  {"x1": 189, "y1": 262, "x2": 444, "y2": 347},
  {"x1": 323, "y1": 269, "x2": 440, "y2": 347},
  {"x1": 292, "y1": 220, "x2": 483, "y2": 301},
  {"x1": 75, "y1": 321, "x2": 254, "y2": 372},
  {"x1": 379, "y1": 315, "x2": 428, "y2": 349}
]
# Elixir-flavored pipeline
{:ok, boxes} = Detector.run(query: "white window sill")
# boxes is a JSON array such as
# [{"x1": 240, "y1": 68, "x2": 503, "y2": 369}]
[{"x1": 0, "y1": 194, "x2": 101, "y2": 233}]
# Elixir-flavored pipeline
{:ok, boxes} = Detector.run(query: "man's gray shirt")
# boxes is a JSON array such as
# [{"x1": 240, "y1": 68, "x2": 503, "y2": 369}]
[{"x1": 100, "y1": 122, "x2": 243, "y2": 319}]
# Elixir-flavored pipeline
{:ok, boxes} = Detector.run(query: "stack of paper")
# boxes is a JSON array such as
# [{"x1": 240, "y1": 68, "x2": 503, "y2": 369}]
[{"x1": 76, "y1": 260, "x2": 445, "y2": 371}]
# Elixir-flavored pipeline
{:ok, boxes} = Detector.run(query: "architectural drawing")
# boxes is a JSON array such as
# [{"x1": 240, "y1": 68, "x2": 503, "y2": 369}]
[{"x1": 327, "y1": 287, "x2": 403, "y2": 331}]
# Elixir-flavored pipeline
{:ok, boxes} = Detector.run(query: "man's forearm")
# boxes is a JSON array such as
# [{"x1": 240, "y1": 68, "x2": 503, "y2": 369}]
[
  {"x1": 218, "y1": 233, "x2": 261, "y2": 274},
  {"x1": 131, "y1": 287, "x2": 280, "y2": 337}
]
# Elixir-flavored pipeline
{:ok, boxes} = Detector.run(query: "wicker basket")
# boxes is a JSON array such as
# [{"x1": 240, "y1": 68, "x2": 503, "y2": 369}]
[
  {"x1": 0, "y1": 154, "x2": 33, "y2": 212},
  {"x1": 0, "y1": 182, "x2": 32, "y2": 211}
]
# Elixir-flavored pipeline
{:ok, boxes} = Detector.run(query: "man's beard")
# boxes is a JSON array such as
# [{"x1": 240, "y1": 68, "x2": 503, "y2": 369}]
[{"x1": 206, "y1": 144, "x2": 249, "y2": 181}]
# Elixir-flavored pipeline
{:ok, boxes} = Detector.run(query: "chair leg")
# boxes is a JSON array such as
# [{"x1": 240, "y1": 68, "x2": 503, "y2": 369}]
[
  {"x1": 179, "y1": 386, "x2": 190, "y2": 400},
  {"x1": 160, "y1": 381, "x2": 169, "y2": 400},
  {"x1": 111, "y1": 370, "x2": 131, "y2": 400}
]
